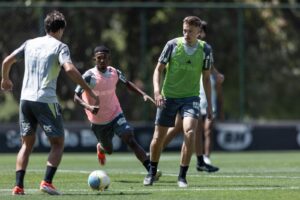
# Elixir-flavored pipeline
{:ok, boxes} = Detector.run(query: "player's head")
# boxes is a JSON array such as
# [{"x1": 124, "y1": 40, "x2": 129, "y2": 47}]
[
  {"x1": 44, "y1": 10, "x2": 66, "y2": 38},
  {"x1": 183, "y1": 16, "x2": 202, "y2": 45},
  {"x1": 94, "y1": 45, "x2": 110, "y2": 72},
  {"x1": 198, "y1": 20, "x2": 207, "y2": 40}
]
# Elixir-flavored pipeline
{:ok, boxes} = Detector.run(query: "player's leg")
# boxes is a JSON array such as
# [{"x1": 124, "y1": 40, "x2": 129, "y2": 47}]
[
  {"x1": 143, "y1": 125, "x2": 168, "y2": 186},
  {"x1": 36, "y1": 102, "x2": 64, "y2": 195},
  {"x1": 195, "y1": 116, "x2": 219, "y2": 173},
  {"x1": 204, "y1": 117, "x2": 213, "y2": 162},
  {"x1": 12, "y1": 100, "x2": 37, "y2": 195},
  {"x1": 144, "y1": 98, "x2": 178, "y2": 186},
  {"x1": 92, "y1": 123, "x2": 114, "y2": 165},
  {"x1": 13, "y1": 134, "x2": 36, "y2": 195},
  {"x1": 177, "y1": 97, "x2": 199, "y2": 188},
  {"x1": 195, "y1": 116, "x2": 206, "y2": 167},
  {"x1": 178, "y1": 116, "x2": 197, "y2": 187},
  {"x1": 121, "y1": 132, "x2": 148, "y2": 164},
  {"x1": 162, "y1": 113, "x2": 183, "y2": 150}
]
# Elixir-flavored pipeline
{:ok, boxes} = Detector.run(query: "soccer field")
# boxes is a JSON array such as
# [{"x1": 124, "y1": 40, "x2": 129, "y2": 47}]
[{"x1": 0, "y1": 151, "x2": 299, "y2": 200}]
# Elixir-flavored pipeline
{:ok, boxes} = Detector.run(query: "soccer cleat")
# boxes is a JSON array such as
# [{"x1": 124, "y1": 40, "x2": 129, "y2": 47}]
[
  {"x1": 203, "y1": 155, "x2": 212, "y2": 165},
  {"x1": 177, "y1": 178, "x2": 188, "y2": 188},
  {"x1": 97, "y1": 143, "x2": 106, "y2": 166},
  {"x1": 196, "y1": 162, "x2": 219, "y2": 173},
  {"x1": 143, "y1": 174, "x2": 155, "y2": 186},
  {"x1": 154, "y1": 169, "x2": 162, "y2": 181},
  {"x1": 40, "y1": 181, "x2": 61, "y2": 195},
  {"x1": 12, "y1": 186, "x2": 25, "y2": 195}
]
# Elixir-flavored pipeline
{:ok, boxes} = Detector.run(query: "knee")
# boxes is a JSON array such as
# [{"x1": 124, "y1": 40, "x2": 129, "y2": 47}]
[
  {"x1": 106, "y1": 149, "x2": 113, "y2": 155},
  {"x1": 185, "y1": 130, "x2": 194, "y2": 139},
  {"x1": 122, "y1": 134, "x2": 136, "y2": 148}
]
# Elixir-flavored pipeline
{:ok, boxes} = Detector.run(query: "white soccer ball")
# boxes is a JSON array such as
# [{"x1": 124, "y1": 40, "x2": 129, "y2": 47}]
[{"x1": 88, "y1": 170, "x2": 110, "y2": 191}]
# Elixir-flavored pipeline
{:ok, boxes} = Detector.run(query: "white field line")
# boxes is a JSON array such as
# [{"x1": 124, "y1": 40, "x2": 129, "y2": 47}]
[{"x1": 0, "y1": 186, "x2": 300, "y2": 194}]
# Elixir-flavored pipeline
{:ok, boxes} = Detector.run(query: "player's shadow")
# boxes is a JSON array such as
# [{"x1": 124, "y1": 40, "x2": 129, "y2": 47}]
[
  {"x1": 116, "y1": 180, "x2": 140, "y2": 184},
  {"x1": 62, "y1": 192, "x2": 151, "y2": 196}
]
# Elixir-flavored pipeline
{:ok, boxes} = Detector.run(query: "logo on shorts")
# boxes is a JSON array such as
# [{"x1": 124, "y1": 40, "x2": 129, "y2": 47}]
[
  {"x1": 193, "y1": 102, "x2": 200, "y2": 109},
  {"x1": 117, "y1": 117, "x2": 126, "y2": 125},
  {"x1": 21, "y1": 121, "x2": 31, "y2": 135},
  {"x1": 43, "y1": 125, "x2": 52, "y2": 133}
]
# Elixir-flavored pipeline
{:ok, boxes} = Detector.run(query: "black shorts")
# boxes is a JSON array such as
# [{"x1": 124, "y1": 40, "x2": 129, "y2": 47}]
[
  {"x1": 19, "y1": 100, "x2": 64, "y2": 137},
  {"x1": 91, "y1": 113, "x2": 133, "y2": 151},
  {"x1": 155, "y1": 96, "x2": 200, "y2": 127}
]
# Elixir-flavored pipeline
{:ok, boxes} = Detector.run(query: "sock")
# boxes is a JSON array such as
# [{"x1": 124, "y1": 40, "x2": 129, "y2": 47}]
[
  {"x1": 178, "y1": 165, "x2": 189, "y2": 180},
  {"x1": 143, "y1": 159, "x2": 150, "y2": 172},
  {"x1": 16, "y1": 170, "x2": 26, "y2": 188},
  {"x1": 44, "y1": 166, "x2": 57, "y2": 183},
  {"x1": 197, "y1": 155, "x2": 205, "y2": 165},
  {"x1": 149, "y1": 161, "x2": 158, "y2": 176}
]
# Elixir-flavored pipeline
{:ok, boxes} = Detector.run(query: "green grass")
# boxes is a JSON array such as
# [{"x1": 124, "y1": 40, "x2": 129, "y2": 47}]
[{"x1": 0, "y1": 151, "x2": 300, "y2": 200}]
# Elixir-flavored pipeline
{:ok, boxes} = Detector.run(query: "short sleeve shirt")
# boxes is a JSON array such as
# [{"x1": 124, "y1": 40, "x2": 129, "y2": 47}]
[{"x1": 12, "y1": 35, "x2": 72, "y2": 103}]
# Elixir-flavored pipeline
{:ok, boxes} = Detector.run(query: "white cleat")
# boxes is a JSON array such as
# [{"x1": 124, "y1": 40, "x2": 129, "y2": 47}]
[
  {"x1": 177, "y1": 179, "x2": 188, "y2": 188},
  {"x1": 203, "y1": 155, "x2": 212, "y2": 165}
]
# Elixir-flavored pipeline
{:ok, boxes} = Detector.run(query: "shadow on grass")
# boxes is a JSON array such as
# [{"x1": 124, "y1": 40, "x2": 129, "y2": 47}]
[{"x1": 62, "y1": 191, "x2": 151, "y2": 196}]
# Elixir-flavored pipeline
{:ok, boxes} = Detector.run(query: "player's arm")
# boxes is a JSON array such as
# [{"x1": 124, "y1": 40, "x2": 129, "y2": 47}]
[
  {"x1": 74, "y1": 73, "x2": 99, "y2": 115},
  {"x1": 211, "y1": 65, "x2": 224, "y2": 85},
  {"x1": 117, "y1": 69, "x2": 155, "y2": 105},
  {"x1": 202, "y1": 44, "x2": 213, "y2": 120},
  {"x1": 74, "y1": 92, "x2": 99, "y2": 114},
  {"x1": 63, "y1": 62, "x2": 99, "y2": 105},
  {"x1": 152, "y1": 40, "x2": 172, "y2": 107},
  {"x1": 216, "y1": 78, "x2": 225, "y2": 121},
  {"x1": 153, "y1": 62, "x2": 166, "y2": 107},
  {"x1": 1, "y1": 54, "x2": 17, "y2": 91}
]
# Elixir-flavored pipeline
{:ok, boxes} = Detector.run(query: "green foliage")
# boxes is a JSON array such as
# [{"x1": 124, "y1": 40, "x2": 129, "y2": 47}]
[
  {"x1": 0, "y1": 93, "x2": 18, "y2": 122},
  {"x1": 1, "y1": 1, "x2": 300, "y2": 121}
]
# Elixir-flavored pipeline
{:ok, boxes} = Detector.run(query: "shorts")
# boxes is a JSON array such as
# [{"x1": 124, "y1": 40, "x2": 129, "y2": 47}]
[
  {"x1": 155, "y1": 96, "x2": 200, "y2": 127},
  {"x1": 91, "y1": 113, "x2": 133, "y2": 151},
  {"x1": 19, "y1": 100, "x2": 64, "y2": 137}
]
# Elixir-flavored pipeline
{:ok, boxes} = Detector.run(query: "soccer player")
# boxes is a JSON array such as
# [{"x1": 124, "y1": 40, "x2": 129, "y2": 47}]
[
  {"x1": 196, "y1": 21, "x2": 224, "y2": 168},
  {"x1": 74, "y1": 45, "x2": 161, "y2": 180},
  {"x1": 1, "y1": 10, "x2": 98, "y2": 195},
  {"x1": 143, "y1": 16, "x2": 212, "y2": 187},
  {"x1": 163, "y1": 20, "x2": 224, "y2": 172}
]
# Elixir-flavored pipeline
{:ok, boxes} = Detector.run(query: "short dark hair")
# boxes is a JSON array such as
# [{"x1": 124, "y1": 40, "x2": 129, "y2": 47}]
[
  {"x1": 201, "y1": 20, "x2": 208, "y2": 34},
  {"x1": 183, "y1": 16, "x2": 202, "y2": 27},
  {"x1": 94, "y1": 45, "x2": 110, "y2": 54},
  {"x1": 44, "y1": 10, "x2": 66, "y2": 33}
]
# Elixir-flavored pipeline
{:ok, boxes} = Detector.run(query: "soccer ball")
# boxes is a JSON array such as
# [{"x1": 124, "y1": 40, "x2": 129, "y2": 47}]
[{"x1": 88, "y1": 170, "x2": 110, "y2": 191}]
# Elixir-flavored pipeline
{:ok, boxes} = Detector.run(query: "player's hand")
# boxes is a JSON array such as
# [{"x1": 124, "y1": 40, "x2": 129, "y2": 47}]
[
  {"x1": 87, "y1": 90, "x2": 99, "y2": 105},
  {"x1": 206, "y1": 107, "x2": 213, "y2": 121},
  {"x1": 216, "y1": 73, "x2": 225, "y2": 84},
  {"x1": 89, "y1": 105, "x2": 99, "y2": 115},
  {"x1": 1, "y1": 79, "x2": 13, "y2": 91},
  {"x1": 143, "y1": 94, "x2": 156, "y2": 105},
  {"x1": 154, "y1": 92, "x2": 165, "y2": 108}
]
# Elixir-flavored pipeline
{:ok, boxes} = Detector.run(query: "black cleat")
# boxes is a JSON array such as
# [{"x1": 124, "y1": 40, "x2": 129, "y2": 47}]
[{"x1": 196, "y1": 163, "x2": 219, "y2": 173}]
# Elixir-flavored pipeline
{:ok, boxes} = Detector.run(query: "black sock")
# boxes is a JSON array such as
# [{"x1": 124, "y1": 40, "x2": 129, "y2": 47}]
[
  {"x1": 149, "y1": 161, "x2": 158, "y2": 176},
  {"x1": 197, "y1": 155, "x2": 205, "y2": 165},
  {"x1": 16, "y1": 170, "x2": 26, "y2": 188},
  {"x1": 143, "y1": 159, "x2": 150, "y2": 172},
  {"x1": 44, "y1": 166, "x2": 57, "y2": 183},
  {"x1": 178, "y1": 165, "x2": 189, "y2": 180}
]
